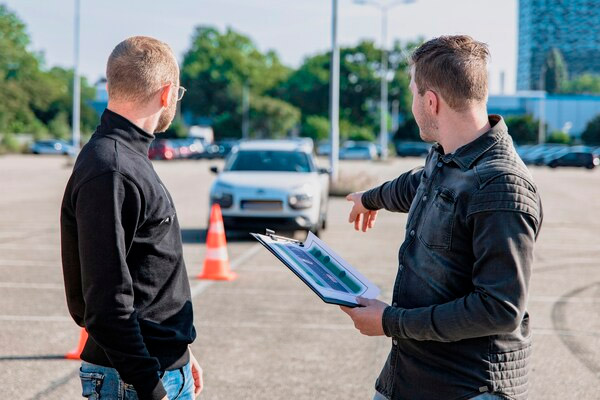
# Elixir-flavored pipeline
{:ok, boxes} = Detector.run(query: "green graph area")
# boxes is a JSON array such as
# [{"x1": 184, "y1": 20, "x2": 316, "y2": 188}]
[
  {"x1": 307, "y1": 246, "x2": 364, "y2": 294},
  {"x1": 275, "y1": 244, "x2": 328, "y2": 288}
]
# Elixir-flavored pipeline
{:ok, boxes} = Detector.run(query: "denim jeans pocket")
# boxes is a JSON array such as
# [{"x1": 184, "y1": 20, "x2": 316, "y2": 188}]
[
  {"x1": 123, "y1": 382, "x2": 139, "y2": 400},
  {"x1": 79, "y1": 371, "x2": 105, "y2": 399}
]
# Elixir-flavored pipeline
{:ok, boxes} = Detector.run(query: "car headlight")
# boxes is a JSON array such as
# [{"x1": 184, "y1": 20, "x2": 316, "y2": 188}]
[
  {"x1": 288, "y1": 185, "x2": 314, "y2": 209},
  {"x1": 211, "y1": 182, "x2": 234, "y2": 208}
]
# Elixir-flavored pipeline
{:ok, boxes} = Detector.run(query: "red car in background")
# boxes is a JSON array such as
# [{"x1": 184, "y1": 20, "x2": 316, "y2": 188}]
[{"x1": 148, "y1": 139, "x2": 178, "y2": 160}]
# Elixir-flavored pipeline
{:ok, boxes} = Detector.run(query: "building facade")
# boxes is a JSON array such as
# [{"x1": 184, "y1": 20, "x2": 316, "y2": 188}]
[
  {"x1": 488, "y1": 92, "x2": 600, "y2": 138},
  {"x1": 517, "y1": 0, "x2": 600, "y2": 91}
]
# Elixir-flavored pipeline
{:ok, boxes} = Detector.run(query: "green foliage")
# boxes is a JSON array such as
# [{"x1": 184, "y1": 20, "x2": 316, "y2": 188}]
[
  {"x1": 180, "y1": 26, "x2": 293, "y2": 138},
  {"x1": 0, "y1": 5, "x2": 97, "y2": 142},
  {"x1": 542, "y1": 48, "x2": 568, "y2": 94},
  {"x1": 581, "y1": 114, "x2": 600, "y2": 145},
  {"x1": 47, "y1": 112, "x2": 71, "y2": 139},
  {"x1": 340, "y1": 119, "x2": 375, "y2": 142},
  {"x1": 302, "y1": 115, "x2": 330, "y2": 141},
  {"x1": 393, "y1": 118, "x2": 421, "y2": 142},
  {"x1": 505, "y1": 114, "x2": 539, "y2": 145},
  {"x1": 275, "y1": 39, "x2": 419, "y2": 132},
  {"x1": 249, "y1": 95, "x2": 300, "y2": 138},
  {"x1": 561, "y1": 74, "x2": 600, "y2": 95},
  {"x1": 0, "y1": 132, "x2": 23, "y2": 153},
  {"x1": 546, "y1": 131, "x2": 571, "y2": 144}
]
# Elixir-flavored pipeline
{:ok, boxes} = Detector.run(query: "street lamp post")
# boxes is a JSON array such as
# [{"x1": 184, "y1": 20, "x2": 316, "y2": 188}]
[
  {"x1": 354, "y1": 0, "x2": 415, "y2": 160},
  {"x1": 72, "y1": 0, "x2": 81, "y2": 155},
  {"x1": 329, "y1": 0, "x2": 340, "y2": 182}
]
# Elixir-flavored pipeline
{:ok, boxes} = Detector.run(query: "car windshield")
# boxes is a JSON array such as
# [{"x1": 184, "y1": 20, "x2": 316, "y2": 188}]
[{"x1": 226, "y1": 150, "x2": 314, "y2": 172}]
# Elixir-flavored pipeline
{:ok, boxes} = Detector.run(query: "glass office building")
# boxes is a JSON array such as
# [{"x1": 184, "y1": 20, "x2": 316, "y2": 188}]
[{"x1": 517, "y1": 0, "x2": 600, "y2": 91}]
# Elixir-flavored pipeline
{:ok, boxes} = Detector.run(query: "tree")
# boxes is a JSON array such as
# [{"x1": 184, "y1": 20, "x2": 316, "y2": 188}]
[
  {"x1": 505, "y1": 115, "x2": 540, "y2": 145},
  {"x1": 541, "y1": 48, "x2": 568, "y2": 94},
  {"x1": 581, "y1": 114, "x2": 600, "y2": 145},
  {"x1": 180, "y1": 26, "x2": 296, "y2": 138},
  {"x1": 302, "y1": 115, "x2": 330, "y2": 141},
  {"x1": 0, "y1": 5, "x2": 96, "y2": 137},
  {"x1": 275, "y1": 39, "x2": 420, "y2": 140},
  {"x1": 546, "y1": 131, "x2": 571, "y2": 144},
  {"x1": 561, "y1": 74, "x2": 600, "y2": 95}
]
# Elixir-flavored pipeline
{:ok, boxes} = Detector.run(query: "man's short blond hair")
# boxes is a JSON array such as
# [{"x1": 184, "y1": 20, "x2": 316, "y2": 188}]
[
  {"x1": 106, "y1": 36, "x2": 179, "y2": 104},
  {"x1": 410, "y1": 35, "x2": 489, "y2": 112}
]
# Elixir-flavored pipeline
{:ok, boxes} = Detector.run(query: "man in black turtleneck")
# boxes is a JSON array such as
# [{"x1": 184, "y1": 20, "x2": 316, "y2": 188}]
[{"x1": 61, "y1": 36, "x2": 201, "y2": 400}]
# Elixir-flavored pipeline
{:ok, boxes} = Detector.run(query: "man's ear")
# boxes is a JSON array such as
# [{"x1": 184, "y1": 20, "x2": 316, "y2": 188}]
[
  {"x1": 160, "y1": 84, "x2": 172, "y2": 108},
  {"x1": 425, "y1": 90, "x2": 439, "y2": 115}
]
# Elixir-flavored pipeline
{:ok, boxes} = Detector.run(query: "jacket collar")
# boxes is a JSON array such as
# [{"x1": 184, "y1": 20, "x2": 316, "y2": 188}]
[
  {"x1": 96, "y1": 108, "x2": 155, "y2": 156},
  {"x1": 434, "y1": 114, "x2": 507, "y2": 170}
]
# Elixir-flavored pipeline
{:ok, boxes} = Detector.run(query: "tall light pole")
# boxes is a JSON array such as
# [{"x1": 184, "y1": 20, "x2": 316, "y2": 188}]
[
  {"x1": 329, "y1": 0, "x2": 340, "y2": 182},
  {"x1": 72, "y1": 0, "x2": 81, "y2": 154},
  {"x1": 354, "y1": 0, "x2": 415, "y2": 160}
]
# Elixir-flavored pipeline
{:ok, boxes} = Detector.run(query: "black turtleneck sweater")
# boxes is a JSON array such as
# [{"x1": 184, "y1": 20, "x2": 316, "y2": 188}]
[{"x1": 61, "y1": 109, "x2": 196, "y2": 400}]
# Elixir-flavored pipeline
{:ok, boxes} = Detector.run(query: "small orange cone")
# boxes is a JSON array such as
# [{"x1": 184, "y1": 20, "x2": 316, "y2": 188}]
[
  {"x1": 197, "y1": 204, "x2": 237, "y2": 281},
  {"x1": 65, "y1": 328, "x2": 88, "y2": 360}
]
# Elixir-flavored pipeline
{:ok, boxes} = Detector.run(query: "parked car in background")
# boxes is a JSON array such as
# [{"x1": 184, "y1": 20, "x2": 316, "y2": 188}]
[
  {"x1": 148, "y1": 139, "x2": 178, "y2": 160},
  {"x1": 215, "y1": 139, "x2": 238, "y2": 158},
  {"x1": 545, "y1": 149, "x2": 599, "y2": 169},
  {"x1": 395, "y1": 141, "x2": 432, "y2": 157},
  {"x1": 171, "y1": 138, "x2": 204, "y2": 159},
  {"x1": 209, "y1": 140, "x2": 330, "y2": 235},
  {"x1": 316, "y1": 141, "x2": 331, "y2": 156},
  {"x1": 30, "y1": 139, "x2": 76, "y2": 156},
  {"x1": 339, "y1": 141, "x2": 377, "y2": 160},
  {"x1": 521, "y1": 144, "x2": 567, "y2": 165}
]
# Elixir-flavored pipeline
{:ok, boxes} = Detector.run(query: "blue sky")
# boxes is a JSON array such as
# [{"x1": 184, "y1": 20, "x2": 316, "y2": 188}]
[{"x1": 4, "y1": 0, "x2": 518, "y2": 94}]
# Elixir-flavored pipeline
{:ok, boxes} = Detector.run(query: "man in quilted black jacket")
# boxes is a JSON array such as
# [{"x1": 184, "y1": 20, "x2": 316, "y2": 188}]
[{"x1": 342, "y1": 35, "x2": 542, "y2": 400}]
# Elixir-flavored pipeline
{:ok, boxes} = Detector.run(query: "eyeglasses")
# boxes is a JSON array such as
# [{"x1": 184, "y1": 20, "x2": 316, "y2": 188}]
[{"x1": 175, "y1": 85, "x2": 187, "y2": 101}]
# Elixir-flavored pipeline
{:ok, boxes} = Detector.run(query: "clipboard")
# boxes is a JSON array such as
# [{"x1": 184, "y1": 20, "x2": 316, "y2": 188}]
[{"x1": 251, "y1": 229, "x2": 380, "y2": 307}]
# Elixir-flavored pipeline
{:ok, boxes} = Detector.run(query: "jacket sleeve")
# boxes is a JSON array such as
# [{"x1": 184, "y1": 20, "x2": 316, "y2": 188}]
[
  {"x1": 361, "y1": 166, "x2": 424, "y2": 212},
  {"x1": 74, "y1": 172, "x2": 167, "y2": 400},
  {"x1": 382, "y1": 177, "x2": 542, "y2": 341}
]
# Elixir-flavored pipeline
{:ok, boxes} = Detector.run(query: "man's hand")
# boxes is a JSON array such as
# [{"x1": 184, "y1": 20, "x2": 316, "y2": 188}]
[
  {"x1": 340, "y1": 297, "x2": 388, "y2": 336},
  {"x1": 346, "y1": 191, "x2": 378, "y2": 232},
  {"x1": 189, "y1": 349, "x2": 204, "y2": 398}
]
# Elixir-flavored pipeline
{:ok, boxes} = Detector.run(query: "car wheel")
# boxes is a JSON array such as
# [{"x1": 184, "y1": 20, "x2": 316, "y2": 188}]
[
  {"x1": 549, "y1": 162, "x2": 557, "y2": 168},
  {"x1": 585, "y1": 164, "x2": 594, "y2": 170}
]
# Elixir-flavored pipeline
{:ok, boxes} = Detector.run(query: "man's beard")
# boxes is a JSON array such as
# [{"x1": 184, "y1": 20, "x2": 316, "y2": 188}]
[
  {"x1": 155, "y1": 100, "x2": 177, "y2": 133},
  {"x1": 416, "y1": 100, "x2": 438, "y2": 143}
]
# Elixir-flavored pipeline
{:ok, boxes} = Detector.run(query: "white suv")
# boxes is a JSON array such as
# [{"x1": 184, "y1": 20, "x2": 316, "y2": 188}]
[{"x1": 209, "y1": 140, "x2": 330, "y2": 234}]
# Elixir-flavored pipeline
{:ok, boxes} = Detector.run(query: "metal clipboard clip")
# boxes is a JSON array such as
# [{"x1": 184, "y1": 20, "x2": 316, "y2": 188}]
[{"x1": 265, "y1": 229, "x2": 304, "y2": 246}]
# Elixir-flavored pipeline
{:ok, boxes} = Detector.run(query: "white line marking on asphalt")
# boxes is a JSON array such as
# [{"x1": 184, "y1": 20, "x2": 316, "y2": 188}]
[
  {"x1": 0, "y1": 282, "x2": 63, "y2": 289},
  {"x1": 0, "y1": 259, "x2": 60, "y2": 268},
  {"x1": 190, "y1": 244, "x2": 261, "y2": 298},
  {"x1": 529, "y1": 295, "x2": 600, "y2": 304},
  {"x1": 0, "y1": 244, "x2": 263, "y2": 323},
  {"x1": 533, "y1": 328, "x2": 600, "y2": 338},
  {"x1": 0, "y1": 315, "x2": 71, "y2": 322}
]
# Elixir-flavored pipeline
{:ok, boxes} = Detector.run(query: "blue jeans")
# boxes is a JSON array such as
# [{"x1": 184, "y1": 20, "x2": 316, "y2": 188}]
[
  {"x1": 79, "y1": 361, "x2": 195, "y2": 399},
  {"x1": 373, "y1": 391, "x2": 504, "y2": 400}
]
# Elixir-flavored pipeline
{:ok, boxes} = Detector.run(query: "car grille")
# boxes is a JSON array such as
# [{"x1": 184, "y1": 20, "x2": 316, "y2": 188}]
[{"x1": 240, "y1": 200, "x2": 283, "y2": 211}]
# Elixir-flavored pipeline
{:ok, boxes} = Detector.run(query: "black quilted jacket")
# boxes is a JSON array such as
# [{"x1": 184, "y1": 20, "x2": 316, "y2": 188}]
[{"x1": 363, "y1": 115, "x2": 543, "y2": 400}]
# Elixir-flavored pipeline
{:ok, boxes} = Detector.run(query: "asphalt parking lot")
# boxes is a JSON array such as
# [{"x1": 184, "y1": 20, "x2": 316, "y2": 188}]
[{"x1": 0, "y1": 154, "x2": 598, "y2": 399}]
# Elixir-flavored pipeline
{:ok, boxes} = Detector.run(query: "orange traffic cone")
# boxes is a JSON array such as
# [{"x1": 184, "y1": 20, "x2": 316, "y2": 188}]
[
  {"x1": 197, "y1": 204, "x2": 237, "y2": 281},
  {"x1": 65, "y1": 328, "x2": 88, "y2": 360}
]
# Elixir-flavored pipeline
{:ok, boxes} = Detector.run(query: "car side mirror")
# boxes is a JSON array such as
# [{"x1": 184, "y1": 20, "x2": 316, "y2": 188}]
[
  {"x1": 210, "y1": 166, "x2": 219, "y2": 174},
  {"x1": 318, "y1": 167, "x2": 332, "y2": 175}
]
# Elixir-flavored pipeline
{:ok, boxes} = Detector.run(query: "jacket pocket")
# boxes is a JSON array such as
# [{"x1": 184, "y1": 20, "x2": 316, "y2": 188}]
[
  {"x1": 79, "y1": 371, "x2": 104, "y2": 399},
  {"x1": 419, "y1": 187, "x2": 456, "y2": 249}
]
